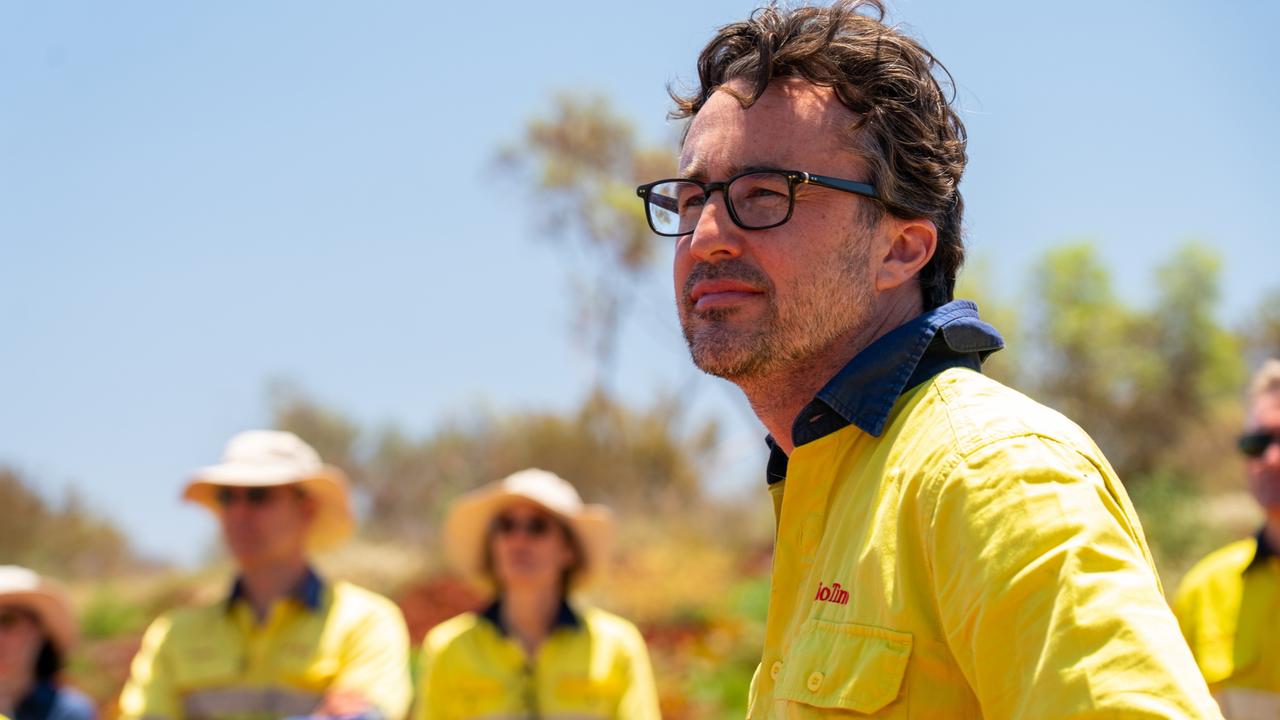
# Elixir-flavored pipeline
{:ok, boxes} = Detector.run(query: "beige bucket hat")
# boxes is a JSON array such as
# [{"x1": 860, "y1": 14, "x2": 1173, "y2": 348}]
[
  {"x1": 444, "y1": 468, "x2": 614, "y2": 593},
  {"x1": 0, "y1": 566, "x2": 78, "y2": 653},
  {"x1": 183, "y1": 430, "x2": 354, "y2": 552}
]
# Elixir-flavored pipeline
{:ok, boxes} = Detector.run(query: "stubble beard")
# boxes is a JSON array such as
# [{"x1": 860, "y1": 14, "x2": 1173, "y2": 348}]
[{"x1": 679, "y1": 243, "x2": 873, "y2": 386}]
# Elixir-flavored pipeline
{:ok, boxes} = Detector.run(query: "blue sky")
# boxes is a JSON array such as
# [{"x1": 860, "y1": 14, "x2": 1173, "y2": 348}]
[{"x1": 2, "y1": 1, "x2": 1277, "y2": 566}]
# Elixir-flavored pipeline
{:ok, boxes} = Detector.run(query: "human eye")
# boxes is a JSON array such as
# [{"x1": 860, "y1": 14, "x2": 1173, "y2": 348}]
[
  {"x1": 677, "y1": 185, "x2": 707, "y2": 212},
  {"x1": 732, "y1": 173, "x2": 791, "y2": 207}
]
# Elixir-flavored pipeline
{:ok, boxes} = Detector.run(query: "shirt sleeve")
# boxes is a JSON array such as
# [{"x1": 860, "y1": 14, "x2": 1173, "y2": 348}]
[
  {"x1": 925, "y1": 434, "x2": 1222, "y2": 719},
  {"x1": 614, "y1": 622, "x2": 661, "y2": 720},
  {"x1": 118, "y1": 614, "x2": 181, "y2": 720},
  {"x1": 333, "y1": 596, "x2": 413, "y2": 720},
  {"x1": 414, "y1": 629, "x2": 450, "y2": 720},
  {"x1": 1171, "y1": 575, "x2": 1204, "y2": 667}
]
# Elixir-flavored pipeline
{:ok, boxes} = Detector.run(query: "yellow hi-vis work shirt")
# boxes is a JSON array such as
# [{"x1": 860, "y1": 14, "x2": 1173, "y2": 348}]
[
  {"x1": 416, "y1": 600, "x2": 660, "y2": 720},
  {"x1": 748, "y1": 304, "x2": 1219, "y2": 718},
  {"x1": 119, "y1": 571, "x2": 412, "y2": 720},
  {"x1": 1174, "y1": 531, "x2": 1280, "y2": 718}
]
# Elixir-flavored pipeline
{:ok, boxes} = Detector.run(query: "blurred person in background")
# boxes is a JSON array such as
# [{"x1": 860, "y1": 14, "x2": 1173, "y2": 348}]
[
  {"x1": 0, "y1": 566, "x2": 93, "y2": 720},
  {"x1": 1176, "y1": 359, "x2": 1280, "y2": 717},
  {"x1": 417, "y1": 468, "x2": 659, "y2": 720},
  {"x1": 118, "y1": 430, "x2": 411, "y2": 720},
  {"x1": 637, "y1": 0, "x2": 1220, "y2": 715}
]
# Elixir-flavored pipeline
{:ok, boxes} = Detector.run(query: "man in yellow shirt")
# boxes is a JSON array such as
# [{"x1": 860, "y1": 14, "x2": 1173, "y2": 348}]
[
  {"x1": 636, "y1": 1, "x2": 1220, "y2": 716},
  {"x1": 1175, "y1": 359, "x2": 1280, "y2": 717},
  {"x1": 119, "y1": 430, "x2": 412, "y2": 720}
]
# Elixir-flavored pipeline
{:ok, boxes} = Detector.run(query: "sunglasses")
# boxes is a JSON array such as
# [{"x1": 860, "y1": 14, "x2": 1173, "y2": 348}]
[
  {"x1": 0, "y1": 607, "x2": 34, "y2": 631},
  {"x1": 215, "y1": 485, "x2": 301, "y2": 507},
  {"x1": 1239, "y1": 431, "x2": 1280, "y2": 458},
  {"x1": 492, "y1": 514, "x2": 553, "y2": 538}
]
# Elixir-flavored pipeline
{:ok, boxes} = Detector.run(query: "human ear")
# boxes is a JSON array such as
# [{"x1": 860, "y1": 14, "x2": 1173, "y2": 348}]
[{"x1": 875, "y1": 217, "x2": 937, "y2": 292}]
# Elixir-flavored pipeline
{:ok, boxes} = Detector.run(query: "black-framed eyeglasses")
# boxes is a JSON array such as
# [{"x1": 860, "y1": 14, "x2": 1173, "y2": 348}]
[
  {"x1": 1239, "y1": 430, "x2": 1280, "y2": 458},
  {"x1": 635, "y1": 169, "x2": 879, "y2": 238},
  {"x1": 492, "y1": 513, "x2": 553, "y2": 538},
  {"x1": 0, "y1": 606, "x2": 35, "y2": 631}
]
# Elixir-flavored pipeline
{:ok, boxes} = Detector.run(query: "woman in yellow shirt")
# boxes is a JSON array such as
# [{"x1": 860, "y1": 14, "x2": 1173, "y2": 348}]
[{"x1": 417, "y1": 469, "x2": 660, "y2": 720}]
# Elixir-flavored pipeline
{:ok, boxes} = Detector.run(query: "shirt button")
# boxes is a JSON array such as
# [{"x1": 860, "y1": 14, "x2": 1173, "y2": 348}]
[
  {"x1": 807, "y1": 671, "x2": 824, "y2": 691},
  {"x1": 770, "y1": 661, "x2": 783, "y2": 680}
]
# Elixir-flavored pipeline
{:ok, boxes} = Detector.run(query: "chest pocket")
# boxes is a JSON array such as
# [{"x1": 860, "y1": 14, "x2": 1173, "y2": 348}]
[{"x1": 775, "y1": 619, "x2": 912, "y2": 715}]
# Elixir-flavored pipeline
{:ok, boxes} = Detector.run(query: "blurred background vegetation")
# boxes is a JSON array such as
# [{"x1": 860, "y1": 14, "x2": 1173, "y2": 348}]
[{"x1": 4, "y1": 93, "x2": 1279, "y2": 719}]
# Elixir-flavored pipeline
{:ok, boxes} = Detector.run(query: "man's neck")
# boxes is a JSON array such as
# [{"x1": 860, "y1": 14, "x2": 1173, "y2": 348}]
[
  {"x1": 741, "y1": 293, "x2": 921, "y2": 455},
  {"x1": 500, "y1": 585, "x2": 562, "y2": 658},
  {"x1": 237, "y1": 557, "x2": 310, "y2": 622}
]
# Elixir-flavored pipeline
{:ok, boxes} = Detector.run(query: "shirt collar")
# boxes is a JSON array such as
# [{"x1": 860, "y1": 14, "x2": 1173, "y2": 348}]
[
  {"x1": 16, "y1": 680, "x2": 58, "y2": 720},
  {"x1": 766, "y1": 300, "x2": 1003, "y2": 483},
  {"x1": 226, "y1": 565, "x2": 325, "y2": 613},
  {"x1": 1247, "y1": 526, "x2": 1279, "y2": 572},
  {"x1": 480, "y1": 596, "x2": 582, "y2": 637}
]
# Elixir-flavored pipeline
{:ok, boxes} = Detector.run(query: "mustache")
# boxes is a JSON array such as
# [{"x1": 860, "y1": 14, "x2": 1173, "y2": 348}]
[{"x1": 682, "y1": 260, "x2": 772, "y2": 304}]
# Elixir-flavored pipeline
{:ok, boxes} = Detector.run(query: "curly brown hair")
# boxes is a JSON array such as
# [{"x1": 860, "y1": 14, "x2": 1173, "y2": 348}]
[{"x1": 671, "y1": 0, "x2": 967, "y2": 310}]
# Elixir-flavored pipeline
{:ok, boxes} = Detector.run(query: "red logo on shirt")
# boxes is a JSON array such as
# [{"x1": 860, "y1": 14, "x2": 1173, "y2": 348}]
[{"x1": 815, "y1": 581, "x2": 850, "y2": 605}]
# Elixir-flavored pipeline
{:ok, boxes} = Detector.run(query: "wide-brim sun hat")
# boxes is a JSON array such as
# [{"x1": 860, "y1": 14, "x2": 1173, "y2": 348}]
[
  {"x1": 183, "y1": 430, "x2": 354, "y2": 552},
  {"x1": 0, "y1": 565, "x2": 77, "y2": 653},
  {"x1": 444, "y1": 468, "x2": 614, "y2": 594}
]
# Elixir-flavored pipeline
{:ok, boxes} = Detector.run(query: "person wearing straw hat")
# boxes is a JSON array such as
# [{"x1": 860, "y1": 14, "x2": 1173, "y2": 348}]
[
  {"x1": 0, "y1": 566, "x2": 94, "y2": 720},
  {"x1": 118, "y1": 430, "x2": 412, "y2": 720},
  {"x1": 417, "y1": 468, "x2": 659, "y2": 720}
]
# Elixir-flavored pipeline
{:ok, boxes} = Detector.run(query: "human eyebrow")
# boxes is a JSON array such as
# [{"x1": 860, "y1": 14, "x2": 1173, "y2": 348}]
[
  {"x1": 736, "y1": 164, "x2": 787, "y2": 176},
  {"x1": 679, "y1": 162, "x2": 787, "y2": 181},
  {"x1": 679, "y1": 159, "x2": 706, "y2": 181}
]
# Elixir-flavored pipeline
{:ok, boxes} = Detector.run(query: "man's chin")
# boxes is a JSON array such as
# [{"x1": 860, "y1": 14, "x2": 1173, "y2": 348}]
[
  {"x1": 688, "y1": 345, "x2": 764, "y2": 382},
  {"x1": 682, "y1": 325, "x2": 768, "y2": 379}
]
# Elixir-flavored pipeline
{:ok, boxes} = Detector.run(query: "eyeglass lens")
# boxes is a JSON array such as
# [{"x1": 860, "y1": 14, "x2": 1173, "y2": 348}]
[
  {"x1": 0, "y1": 607, "x2": 32, "y2": 630},
  {"x1": 215, "y1": 486, "x2": 276, "y2": 507},
  {"x1": 1239, "y1": 431, "x2": 1280, "y2": 458},
  {"x1": 645, "y1": 172, "x2": 793, "y2": 236},
  {"x1": 494, "y1": 514, "x2": 552, "y2": 538}
]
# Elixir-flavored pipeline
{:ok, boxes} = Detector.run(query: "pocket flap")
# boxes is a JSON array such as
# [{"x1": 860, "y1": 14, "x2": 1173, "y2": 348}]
[{"x1": 776, "y1": 619, "x2": 912, "y2": 714}]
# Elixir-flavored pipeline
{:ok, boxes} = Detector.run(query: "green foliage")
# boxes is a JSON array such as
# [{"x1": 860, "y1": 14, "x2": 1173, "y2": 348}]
[
  {"x1": 1246, "y1": 287, "x2": 1280, "y2": 367},
  {"x1": 1127, "y1": 470, "x2": 1206, "y2": 568},
  {"x1": 0, "y1": 467, "x2": 141, "y2": 579},
  {"x1": 498, "y1": 93, "x2": 677, "y2": 388},
  {"x1": 1021, "y1": 240, "x2": 1246, "y2": 486},
  {"x1": 500, "y1": 94, "x2": 673, "y2": 274},
  {"x1": 275, "y1": 388, "x2": 719, "y2": 547},
  {"x1": 80, "y1": 588, "x2": 151, "y2": 639},
  {"x1": 954, "y1": 259, "x2": 1022, "y2": 388}
]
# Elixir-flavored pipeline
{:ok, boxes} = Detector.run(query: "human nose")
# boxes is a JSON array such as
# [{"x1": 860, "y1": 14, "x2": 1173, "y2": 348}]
[
  {"x1": 685, "y1": 191, "x2": 743, "y2": 263},
  {"x1": 220, "y1": 498, "x2": 254, "y2": 523},
  {"x1": 1264, "y1": 438, "x2": 1280, "y2": 466}
]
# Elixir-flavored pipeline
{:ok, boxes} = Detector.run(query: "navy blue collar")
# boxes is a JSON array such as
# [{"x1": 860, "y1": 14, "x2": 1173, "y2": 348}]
[
  {"x1": 480, "y1": 596, "x2": 581, "y2": 637},
  {"x1": 226, "y1": 565, "x2": 325, "y2": 613},
  {"x1": 15, "y1": 680, "x2": 57, "y2": 720},
  {"x1": 766, "y1": 300, "x2": 1003, "y2": 484},
  {"x1": 1247, "y1": 526, "x2": 1278, "y2": 573}
]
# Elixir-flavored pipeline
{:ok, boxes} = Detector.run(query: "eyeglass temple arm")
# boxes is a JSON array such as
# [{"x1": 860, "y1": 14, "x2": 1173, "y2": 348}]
[{"x1": 799, "y1": 172, "x2": 878, "y2": 200}]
